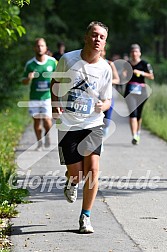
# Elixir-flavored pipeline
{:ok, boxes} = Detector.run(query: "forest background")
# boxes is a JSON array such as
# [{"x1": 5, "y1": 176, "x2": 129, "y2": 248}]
[{"x1": 1, "y1": 0, "x2": 167, "y2": 107}]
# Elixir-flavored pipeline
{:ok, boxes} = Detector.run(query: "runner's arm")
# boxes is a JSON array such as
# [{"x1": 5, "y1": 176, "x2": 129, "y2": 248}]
[
  {"x1": 50, "y1": 78, "x2": 63, "y2": 119},
  {"x1": 109, "y1": 61, "x2": 120, "y2": 84},
  {"x1": 133, "y1": 69, "x2": 154, "y2": 80},
  {"x1": 22, "y1": 71, "x2": 35, "y2": 85}
]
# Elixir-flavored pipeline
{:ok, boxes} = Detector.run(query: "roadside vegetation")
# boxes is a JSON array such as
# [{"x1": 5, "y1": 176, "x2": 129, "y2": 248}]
[
  {"x1": 0, "y1": 90, "x2": 30, "y2": 251},
  {"x1": 0, "y1": 1, "x2": 30, "y2": 250},
  {"x1": 143, "y1": 84, "x2": 167, "y2": 141}
]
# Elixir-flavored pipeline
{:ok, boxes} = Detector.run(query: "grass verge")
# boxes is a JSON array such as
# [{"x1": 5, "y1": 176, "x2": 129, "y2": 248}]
[
  {"x1": 0, "y1": 93, "x2": 30, "y2": 250},
  {"x1": 143, "y1": 84, "x2": 167, "y2": 141}
]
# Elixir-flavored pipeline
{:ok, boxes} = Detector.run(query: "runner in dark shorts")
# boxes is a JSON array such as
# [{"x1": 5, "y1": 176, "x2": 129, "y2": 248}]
[
  {"x1": 124, "y1": 44, "x2": 154, "y2": 145},
  {"x1": 58, "y1": 126, "x2": 103, "y2": 165}
]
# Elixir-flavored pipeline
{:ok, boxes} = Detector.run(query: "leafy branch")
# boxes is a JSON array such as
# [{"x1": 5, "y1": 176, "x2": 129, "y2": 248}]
[{"x1": 0, "y1": 0, "x2": 30, "y2": 47}]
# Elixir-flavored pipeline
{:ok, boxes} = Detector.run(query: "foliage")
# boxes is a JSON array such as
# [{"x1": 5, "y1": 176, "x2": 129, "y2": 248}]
[
  {"x1": 0, "y1": 0, "x2": 30, "y2": 47},
  {"x1": 1, "y1": 0, "x2": 167, "y2": 108},
  {"x1": 143, "y1": 84, "x2": 167, "y2": 141},
  {"x1": 0, "y1": 201, "x2": 18, "y2": 219},
  {"x1": 0, "y1": 0, "x2": 28, "y2": 110},
  {"x1": 0, "y1": 165, "x2": 28, "y2": 205},
  {"x1": 153, "y1": 59, "x2": 167, "y2": 84},
  {"x1": 142, "y1": 0, "x2": 167, "y2": 61},
  {"x1": 0, "y1": 93, "x2": 30, "y2": 250},
  {"x1": 54, "y1": 0, "x2": 166, "y2": 57},
  {"x1": 19, "y1": 0, "x2": 67, "y2": 52},
  {"x1": 0, "y1": 97, "x2": 30, "y2": 206},
  {"x1": 17, "y1": 0, "x2": 166, "y2": 61},
  {"x1": 7, "y1": 0, "x2": 30, "y2": 6},
  {"x1": 0, "y1": 217, "x2": 12, "y2": 250},
  {"x1": 0, "y1": 44, "x2": 30, "y2": 110}
]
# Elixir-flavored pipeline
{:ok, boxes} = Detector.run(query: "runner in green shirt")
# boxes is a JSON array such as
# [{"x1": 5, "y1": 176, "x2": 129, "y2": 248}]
[{"x1": 22, "y1": 38, "x2": 56, "y2": 150}]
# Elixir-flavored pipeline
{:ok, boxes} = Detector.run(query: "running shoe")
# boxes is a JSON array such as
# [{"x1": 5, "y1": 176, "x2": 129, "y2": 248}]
[
  {"x1": 64, "y1": 180, "x2": 78, "y2": 203},
  {"x1": 132, "y1": 135, "x2": 140, "y2": 145},
  {"x1": 79, "y1": 214, "x2": 94, "y2": 233},
  {"x1": 35, "y1": 140, "x2": 43, "y2": 151}
]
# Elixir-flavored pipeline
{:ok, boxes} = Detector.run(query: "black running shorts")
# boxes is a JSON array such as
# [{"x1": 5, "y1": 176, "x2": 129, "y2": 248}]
[{"x1": 58, "y1": 126, "x2": 103, "y2": 165}]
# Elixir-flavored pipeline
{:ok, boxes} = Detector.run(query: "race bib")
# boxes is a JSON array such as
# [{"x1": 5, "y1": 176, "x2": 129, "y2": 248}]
[
  {"x1": 36, "y1": 81, "x2": 50, "y2": 91},
  {"x1": 66, "y1": 91, "x2": 93, "y2": 116},
  {"x1": 129, "y1": 84, "x2": 142, "y2": 95}
]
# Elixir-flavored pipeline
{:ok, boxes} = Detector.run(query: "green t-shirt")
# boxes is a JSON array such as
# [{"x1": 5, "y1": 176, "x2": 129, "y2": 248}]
[{"x1": 23, "y1": 55, "x2": 56, "y2": 100}]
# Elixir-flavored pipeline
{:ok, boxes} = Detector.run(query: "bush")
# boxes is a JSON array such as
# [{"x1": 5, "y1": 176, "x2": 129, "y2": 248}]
[
  {"x1": 0, "y1": 86, "x2": 30, "y2": 251},
  {"x1": 0, "y1": 95, "x2": 30, "y2": 205},
  {"x1": 143, "y1": 84, "x2": 167, "y2": 141},
  {"x1": 150, "y1": 58, "x2": 167, "y2": 85}
]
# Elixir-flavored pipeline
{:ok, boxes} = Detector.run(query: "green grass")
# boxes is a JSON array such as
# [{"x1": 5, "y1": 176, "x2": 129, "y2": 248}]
[
  {"x1": 0, "y1": 93, "x2": 30, "y2": 250},
  {"x1": 0, "y1": 101, "x2": 30, "y2": 204},
  {"x1": 143, "y1": 84, "x2": 167, "y2": 141}
]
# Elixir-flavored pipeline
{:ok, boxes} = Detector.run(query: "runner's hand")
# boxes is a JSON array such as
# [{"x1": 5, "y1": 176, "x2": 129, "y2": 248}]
[
  {"x1": 28, "y1": 71, "x2": 35, "y2": 80},
  {"x1": 52, "y1": 107, "x2": 63, "y2": 119},
  {"x1": 95, "y1": 100, "x2": 103, "y2": 113},
  {"x1": 133, "y1": 69, "x2": 143, "y2": 77}
]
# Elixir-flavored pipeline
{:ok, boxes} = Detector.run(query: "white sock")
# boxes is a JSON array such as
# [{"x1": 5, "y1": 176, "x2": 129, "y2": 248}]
[{"x1": 133, "y1": 133, "x2": 138, "y2": 138}]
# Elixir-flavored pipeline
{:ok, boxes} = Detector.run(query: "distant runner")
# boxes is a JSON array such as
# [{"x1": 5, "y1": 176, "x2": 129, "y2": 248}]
[
  {"x1": 22, "y1": 38, "x2": 56, "y2": 150},
  {"x1": 124, "y1": 44, "x2": 154, "y2": 145}
]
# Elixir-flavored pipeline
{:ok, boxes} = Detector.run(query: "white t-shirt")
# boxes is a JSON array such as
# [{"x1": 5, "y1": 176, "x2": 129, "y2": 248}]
[{"x1": 54, "y1": 49, "x2": 112, "y2": 130}]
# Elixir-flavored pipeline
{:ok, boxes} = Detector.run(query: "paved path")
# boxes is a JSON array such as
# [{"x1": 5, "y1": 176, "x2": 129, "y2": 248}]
[{"x1": 11, "y1": 97, "x2": 167, "y2": 252}]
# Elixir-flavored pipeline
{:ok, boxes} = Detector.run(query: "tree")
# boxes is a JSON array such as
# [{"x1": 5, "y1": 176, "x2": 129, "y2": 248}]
[
  {"x1": 0, "y1": 0, "x2": 30, "y2": 47},
  {"x1": 142, "y1": 0, "x2": 167, "y2": 62}
]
